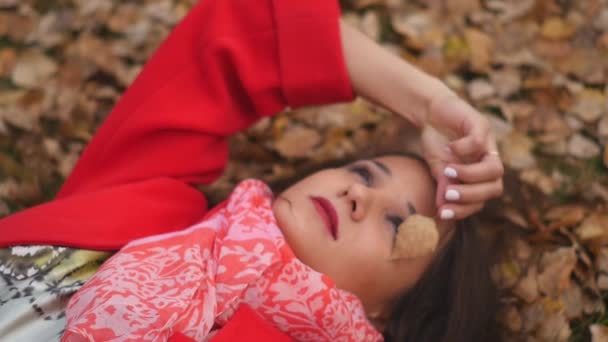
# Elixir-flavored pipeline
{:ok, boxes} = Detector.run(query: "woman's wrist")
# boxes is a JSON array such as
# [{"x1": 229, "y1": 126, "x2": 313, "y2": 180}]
[{"x1": 339, "y1": 19, "x2": 453, "y2": 129}]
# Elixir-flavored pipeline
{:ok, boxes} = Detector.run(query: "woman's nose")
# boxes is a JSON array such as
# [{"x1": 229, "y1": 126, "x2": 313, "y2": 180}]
[{"x1": 344, "y1": 183, "x2": 372, "y2": 221}]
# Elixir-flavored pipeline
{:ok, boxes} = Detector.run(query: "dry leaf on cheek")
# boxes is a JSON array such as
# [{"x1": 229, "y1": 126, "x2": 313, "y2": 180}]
[{"x1": 391, "y1": 215, "x2": 439, "y2": 260}]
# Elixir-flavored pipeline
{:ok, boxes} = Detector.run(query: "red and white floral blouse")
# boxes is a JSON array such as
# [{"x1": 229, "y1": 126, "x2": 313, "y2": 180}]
[{"x1": 63, "y1": 180, "x2": 382, "y2": 342}]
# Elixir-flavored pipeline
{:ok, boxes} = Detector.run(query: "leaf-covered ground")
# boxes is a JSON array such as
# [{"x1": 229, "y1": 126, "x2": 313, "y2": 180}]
[{"x1": 1, "y1": 0, "x2": 608, "y2": 340}]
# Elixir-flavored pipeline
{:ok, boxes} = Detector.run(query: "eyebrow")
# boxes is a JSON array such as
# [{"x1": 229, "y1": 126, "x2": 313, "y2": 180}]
[
  {"x1": 367, "y1": 159, "x2": 418, "y2": 216},
  {"x1": 371, "y1": 160, "x2": 391, "y2": 176}
]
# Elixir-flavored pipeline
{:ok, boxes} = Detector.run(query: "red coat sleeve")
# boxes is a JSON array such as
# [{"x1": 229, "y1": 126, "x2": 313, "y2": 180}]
[{"x1": 0, "y1": 0, "x2": 354, "y2": 249}]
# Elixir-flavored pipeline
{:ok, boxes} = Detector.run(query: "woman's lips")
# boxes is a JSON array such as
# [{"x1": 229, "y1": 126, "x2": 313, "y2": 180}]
[{"x1": 310, "y1": 196, "x2": 339, "y2": 240}]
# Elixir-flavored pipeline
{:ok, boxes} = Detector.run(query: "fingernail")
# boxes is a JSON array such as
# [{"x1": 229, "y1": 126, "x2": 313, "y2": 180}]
[
  {"x1": 445, "y1": 189, "x2": 460, "y2": 201},
  {"x1": 441, "y1": 209, "x2": 455, "y2": 220},
  {"x1": 444, "y1": 167, "x2": 458, "y2": 178}
]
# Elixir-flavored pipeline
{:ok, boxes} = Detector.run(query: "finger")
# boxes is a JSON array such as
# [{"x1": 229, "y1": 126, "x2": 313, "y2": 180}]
[
  {"x1": 448, "y1": 123, "x2": 489, "y2": 160},
  {"x1": 444, "y1": 155, "x2": 504, "y2": 183},
  {"x1": 435, "y1": 175, "x2": 459, "y2": 208},
  {"x1": 438, "y1": 202, "x2": 485, "y2": 221},
  {"x1": 443, "y1": 179, "x2": 503, "y2": 204}
]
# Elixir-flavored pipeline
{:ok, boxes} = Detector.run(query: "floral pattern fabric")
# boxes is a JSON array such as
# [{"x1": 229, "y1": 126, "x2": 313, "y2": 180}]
[{"x1": 63, "y1": 179, "x2": 382, "y2": 342}]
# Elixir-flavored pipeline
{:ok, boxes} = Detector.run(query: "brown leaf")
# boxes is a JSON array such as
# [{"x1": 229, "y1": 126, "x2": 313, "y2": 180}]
[
  {"x1": 391, "y1": 12, "x2": 444, "y2": 51},
  {"x1": 537, "y1": 247, "x2": 577, "y2": 297},
  {"x1": 570, "y1": 89, "x2": 607, "y2": 123},
  {"x1": 354, "y1": 0, "x2": 385, "y2": 9},
  {"x1": 467, "y1": 79, "x2": 495, "y2": 101},
  {"x1": 490, "y1": 68, "x2": 522, "y2": 99},
  {"x1": 11, "y1": 50, "x2": 58, "y2": 89},
  {"x1": 519, "y1": 168, "x2": 559, "y2": 195},
  {"x1": 591, "y1": 325, "x2": 608, "y2": 342},
  {"x1": 513, "y1": 265, "x2": 539, "y2": 303},
  {"x1": 568, "y1": 133, "x2": 601, "y2": 159},
  {"x1": 544, "y1": 205, "x2": 587, "y2": 226},
  {"x1": 498, "y1": 305, "x2": 522, "y2": 332},
  {"x1": 500, "y1": 131, "x2": 536, "y2": 170},
  {"x1": 0, "y1": 0, "x2": 17, "y2": 8},
  {"x1": 0, "y1": 48, "x2": 16, "y2": 78},
  {"x1": 445, "y1": 0, "x2": 480, "y2": 15},
  {"x1": 575, "y1": 213, "x2": 608, "y2": 244},
  {"x1": 273, "y1": 126, "x2": 321, "y2": 159},
  {"x1": 464, "y1": 28, "x2": 494, "y2": 73},
  {"x1": 391, "y1": 215, "x2": 439, "y2": 260},
  {"x1": 540, "y1": 17, "x2": 577, "y2": 40},
  {"x1": 560, "y1": 285, "x2": 584, "y2": 320}
]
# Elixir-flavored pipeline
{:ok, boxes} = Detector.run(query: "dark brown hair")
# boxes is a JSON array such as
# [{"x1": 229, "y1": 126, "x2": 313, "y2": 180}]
[
  {"x1": 383, "y1": 217, "x2": 500, "y2": 342},
  {"x1": 268, "y1": 151, "x2": 501, "y2": 342}
]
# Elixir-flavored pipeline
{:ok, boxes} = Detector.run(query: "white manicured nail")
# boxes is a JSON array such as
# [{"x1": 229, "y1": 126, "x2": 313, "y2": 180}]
[
  {"x1": 441, "y1": 209, "x2": 455, "y2": 220},
  {"x1": 445, "y1": 189, "x2": 460, "y2": 201},
  {"x1": 444, "y1": 167, "x2": 458, "y2": 178}
]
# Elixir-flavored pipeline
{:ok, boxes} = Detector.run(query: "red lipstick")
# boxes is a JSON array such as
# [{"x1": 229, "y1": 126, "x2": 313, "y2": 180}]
[{"x1": 310, "y1": 196, "x2": 339, "y2": 240}]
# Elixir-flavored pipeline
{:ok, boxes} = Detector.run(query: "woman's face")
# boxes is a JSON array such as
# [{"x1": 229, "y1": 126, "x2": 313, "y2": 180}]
[{"x1": 272, "y1": 155, "x2": 452, "y2": 316}]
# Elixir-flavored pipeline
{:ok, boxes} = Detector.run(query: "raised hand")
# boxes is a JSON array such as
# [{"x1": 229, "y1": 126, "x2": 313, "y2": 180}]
[{"x1": 421, "y1": 95, "x2": 504, "y2": 220}]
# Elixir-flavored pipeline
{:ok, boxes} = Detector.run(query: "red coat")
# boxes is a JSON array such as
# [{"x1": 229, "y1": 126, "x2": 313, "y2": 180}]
[{"x1": 0, "y1": 0, "x2": 354, "y2": 340}]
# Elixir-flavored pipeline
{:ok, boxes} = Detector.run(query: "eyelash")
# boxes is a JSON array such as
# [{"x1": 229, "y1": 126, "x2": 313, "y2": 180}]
[
  {"x1": 348, "y1": 164, "x2": 404, "y2": 233},
  {"x1": 387, "y1": 215, "x2": 403, "y2": 233}
]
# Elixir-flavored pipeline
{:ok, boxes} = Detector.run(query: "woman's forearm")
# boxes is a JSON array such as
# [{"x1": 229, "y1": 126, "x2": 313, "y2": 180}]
[{"x1": 339, "y1": 19, "x2": 452, "y2": 129}]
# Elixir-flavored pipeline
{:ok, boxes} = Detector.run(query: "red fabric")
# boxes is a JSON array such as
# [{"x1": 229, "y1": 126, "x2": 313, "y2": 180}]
[
  {"x1": 208, "y1": 305, "x2": 295, "y2": 342},
  {"x1": 0, "y1": 0, "x2": 354, "y2": 250},
  {"x1": 167, "y1": 305, "x2": 294, "y2": 342}
]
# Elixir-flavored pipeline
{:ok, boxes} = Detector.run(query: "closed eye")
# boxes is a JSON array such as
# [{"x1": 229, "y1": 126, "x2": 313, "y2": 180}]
[
  {"x1": 348, "y1": 164, "x2": 373, "y2": 186},
  {"x1": 387, "y1": 215, "x2": 403, "y2": 233}
]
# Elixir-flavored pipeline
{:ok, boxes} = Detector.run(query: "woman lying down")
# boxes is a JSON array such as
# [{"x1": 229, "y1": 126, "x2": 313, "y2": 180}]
[{"x1": 0, "y1": 0, "x2": 504, "y2": 341}]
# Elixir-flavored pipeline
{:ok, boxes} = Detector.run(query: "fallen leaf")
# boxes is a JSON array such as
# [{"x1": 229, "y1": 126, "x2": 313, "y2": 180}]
[
  {"x1": 492, "y1": 260, "x2": 521, "y2": 289},
  {"x1": 591, "y1": 324, "x2": 608, "y2": 342},
  {"x1": 537, "y1": 247, "x2": 577, "y2": 297},
  {"x1": 490, "y1": 68, "x2": 522, "y2": 99},
  {"x1": 575, "y1": 213, "x2": 608, "y2": 244},
  {"x1": 354, "y1": 0, "x2": 385, "y2": 9},
  {"x1": 0, "y1": 0, "x2": 17, "y2": 8},
  {"x1": 445, "y1": 0, "x2": 480, "y2": 15},
  {"x1": 11, "y1": 50, "x2": 58, "y2": 89},
  {"x1": 536, "y1": 312, "x2": 572, "y2": 341},
  {"x1": 467, "y1": 79, "x2": 495, "y2": 101},
  {"x1": 499, "y1": 305, "x2": 522, "y2": 332},
  {"x1": 544, "y1": 205, "x2": 587, "y2": 227},
  {"x1": 520, "y1": 168, "x2": 559, "y2": 195},
  {"x1": 0, "y1": 48, "x2": 16, "y2": 77},
  {"x1": 560, "y1": 285, "x2": 584, "y2": 320},
  {"x1": 500, "y1": 131, "x2": 536, "y2": 170},
  {"x1": 569, "y1": 89, "x2": 607, "y2": 123},
  {"x1": 360, "y1": 11, "x2": 381, "y2": 41},
  {"x1": 464, "y1": 28, "x2": 494, "y2": 73},
  {"x1": 568, "y1": 133, "x2": 601, "y2": 159},
  {"x1": 391, "y1": 214, "x2": 439, "y2": 260},
  {"x1": 513, "y1": 265, "x2": 539, "y2": 303},
  {"x1": 273, "y1": 126, "x2": 321, "y2": 159},
  {"x1": 540, "y1": 17, "x2": 577, "y2": 40},
  {"x1": 598, "y1": 115, "x2": 608, "y2": 141}
]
